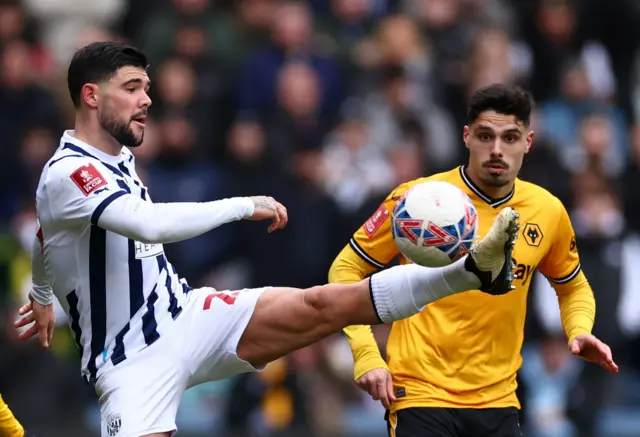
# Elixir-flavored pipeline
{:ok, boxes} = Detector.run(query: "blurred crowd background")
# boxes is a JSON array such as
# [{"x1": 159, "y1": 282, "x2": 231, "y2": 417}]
[{"x1": 0, "y1": 0, "x2": 639, "y2": 436}]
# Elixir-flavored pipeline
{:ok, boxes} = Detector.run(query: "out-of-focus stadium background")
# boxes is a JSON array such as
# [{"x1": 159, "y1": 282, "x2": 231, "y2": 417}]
[{"x1": 0, "y1": 0, "x2": 639, "y2": 436}]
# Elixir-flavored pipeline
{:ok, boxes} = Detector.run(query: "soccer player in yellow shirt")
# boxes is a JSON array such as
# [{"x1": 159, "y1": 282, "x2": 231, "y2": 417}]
[
  {"x1": 0, "y1": 394, "x2": 35, "y2": 437},
  {"x1": 329, "y1": 83, "x2": 618, "y2": 436}
]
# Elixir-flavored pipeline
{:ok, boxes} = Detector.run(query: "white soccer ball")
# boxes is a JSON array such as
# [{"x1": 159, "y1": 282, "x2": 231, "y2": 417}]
[{"x1": 391, "y1": 181, "x2": 478, "y2": 267}]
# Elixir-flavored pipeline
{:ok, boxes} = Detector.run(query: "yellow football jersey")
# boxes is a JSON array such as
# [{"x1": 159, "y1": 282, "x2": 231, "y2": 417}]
[
  {"x1": 329, "y1": 166, "x2": 595, "y2": 411},
  {"x1": 0, "y1": 394, "x2": 24, "y2": 437}
]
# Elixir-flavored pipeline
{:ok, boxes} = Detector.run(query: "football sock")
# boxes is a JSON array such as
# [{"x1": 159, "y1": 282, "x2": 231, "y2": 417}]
[{"x1": 369, "y1": 256, "x2": 481, "y2": 323}]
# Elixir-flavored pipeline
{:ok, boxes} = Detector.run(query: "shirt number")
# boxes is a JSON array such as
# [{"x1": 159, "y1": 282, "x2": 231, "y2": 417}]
[{"x1": 203, "y1": 291, "x2": 240, "y2": 310}]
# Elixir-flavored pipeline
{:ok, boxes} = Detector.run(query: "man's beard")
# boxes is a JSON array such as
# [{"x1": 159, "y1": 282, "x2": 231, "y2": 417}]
[
  {"x1": 100, "y1": 112, "x2": 143, "y2": 148},
  {"x1": 481, "y1": 175, "x2": 510, "y2": 188}
]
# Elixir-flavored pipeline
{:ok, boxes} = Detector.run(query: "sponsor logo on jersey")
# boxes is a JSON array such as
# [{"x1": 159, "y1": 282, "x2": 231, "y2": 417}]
[
  {"x1": 70, "y1": 163, "x2": 108, "y2": 196},
  {"x1": 134, "y1": 241, "x2": 164, "y2": 259},
  {"x1": 512, "y1": 257, "x2": 534, "y2": 285},
  {"x1": 364, "y1": 203, "x2": 389, "y2": 238}
]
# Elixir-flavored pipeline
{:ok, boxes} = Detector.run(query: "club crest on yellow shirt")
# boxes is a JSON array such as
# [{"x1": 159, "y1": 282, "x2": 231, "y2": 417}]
[{"x1": 522, "y1": 223, "x2": 543, "y2": 247}]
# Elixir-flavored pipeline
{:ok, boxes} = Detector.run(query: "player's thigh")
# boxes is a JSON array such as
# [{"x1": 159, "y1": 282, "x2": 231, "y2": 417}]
[
  {"x1": 462, "y1": 407, "x2": 523, "y2": 437},
  {"x1": 96, "y1": 344, "x2": 186, "y2": 437},
  {"x1": 180, "y1": 287, "x2": 268, "y2": 386},
  {"x1": 236, "y1": 281, "x2": 374, "y2": 367},
  {"x1": 388, "y1": 408, "x2": 464, "y2": 437}
]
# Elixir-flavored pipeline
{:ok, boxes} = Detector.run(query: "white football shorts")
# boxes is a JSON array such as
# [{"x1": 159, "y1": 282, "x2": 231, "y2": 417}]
[{"x1": 95, "y1": 286, "x2": 266, "y2": 437}]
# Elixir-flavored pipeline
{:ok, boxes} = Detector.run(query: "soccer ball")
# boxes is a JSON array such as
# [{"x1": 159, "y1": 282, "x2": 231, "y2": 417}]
[{"x1": 391, "y1": 181, "x2": 478, "y2": 267}]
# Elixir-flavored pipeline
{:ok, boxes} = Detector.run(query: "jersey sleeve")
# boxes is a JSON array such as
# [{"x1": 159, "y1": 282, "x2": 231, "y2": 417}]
[
  {"x1": 348, "y1": 183, "x2": 409, "y2": 269},
  {"x1": 538, "y1": 199, "x2": 581, "y2": 284},
  {"x1": 43, "y1": 157, "x2": 128, "y2": 226},
  {"x1": 538, "y1": 198, "x2": 595, "y2": 342}
]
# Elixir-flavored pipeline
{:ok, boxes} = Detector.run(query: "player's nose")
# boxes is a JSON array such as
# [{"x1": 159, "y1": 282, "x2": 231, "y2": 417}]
[
  {"x1": 489, "y1": 139, "x2": 503, "y2": 157},
  {"x1": 140, "y1": 92, "x2": 152, "y2": 108}
]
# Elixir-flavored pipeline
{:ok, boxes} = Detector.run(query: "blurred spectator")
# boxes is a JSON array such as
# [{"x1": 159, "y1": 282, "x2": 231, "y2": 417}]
[
  {"x1": 623, "y1": 125, "x2": 640, "y2": 233},
  {"x1": 320, "y1": 100, "x2": 394, "y2": 214},
  {"x1": 144, "y1": 113, "x2": 234, "y2": 284},
  {"x1": 538, "y1": 62, "x2": 628, "y2": 167},
  {"x1": 521, "y1": 0, "x2": 583, "y2": 102},
  {"x1": 467, "y1": 26, "x2": 519, "y2": 93},
  {"x1": 266, "y1": 61, "x2": 330, "y2": 179},
  {"x1": 138, "y1": 0, "x2": 243, "y2": 74},
  {"x1": 520, "y1": 335, "x2": 583, "y2": 437},
  {"x1": 235, "y1": 1, "x2": 344, "y2": 120},
  {"x1": 361, "y1": 62, "x2": 457, "y2": 173},
  {"x1": 0, "y1": 39, "x2": 62, "y2": 223},
  {"x1": 22, "y1": 0, "x2": 125, "y2": 68}
]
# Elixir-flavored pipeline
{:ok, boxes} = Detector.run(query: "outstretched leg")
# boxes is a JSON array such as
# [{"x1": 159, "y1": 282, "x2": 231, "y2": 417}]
[{"x1": 237, "y1": 208, "x2": 520, "y2": 367}]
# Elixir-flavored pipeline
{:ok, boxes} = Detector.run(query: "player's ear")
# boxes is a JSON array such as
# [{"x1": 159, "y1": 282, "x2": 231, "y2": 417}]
[
  {"x1": 525, "y1": 130, "x2": 534, "y2": 153},
  {"x1": 81, "y1": 83, "x2": 100, "y2": 109},
  {"x1": 463, "y1": 125, "x2": 470, "y2": 149}
]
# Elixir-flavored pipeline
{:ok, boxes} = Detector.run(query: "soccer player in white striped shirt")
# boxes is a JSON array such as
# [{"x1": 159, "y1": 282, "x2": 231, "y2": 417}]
[{"x1": 15, "y1": 42, "x2": 520, "y2": 437}]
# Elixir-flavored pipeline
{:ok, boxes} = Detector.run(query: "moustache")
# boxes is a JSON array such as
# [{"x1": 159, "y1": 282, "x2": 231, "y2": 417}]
[{"x1": 483, "y1": 160, "x2": 509, "y2": 170}]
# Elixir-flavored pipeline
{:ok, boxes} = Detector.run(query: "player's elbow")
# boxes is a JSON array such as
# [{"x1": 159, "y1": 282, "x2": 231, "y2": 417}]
[
  {"x1": 328, "y1": 246, "x2": 369, "y2": 284},
  {"x1": 134, "y1": 226, "x2": 167, "y2": 245},
  {"x1": 328, "y1": 257, "x2": 343, "y2": 282},
  {"x1": 328, "y1": 258, "x2": 354, "y2": 283}
]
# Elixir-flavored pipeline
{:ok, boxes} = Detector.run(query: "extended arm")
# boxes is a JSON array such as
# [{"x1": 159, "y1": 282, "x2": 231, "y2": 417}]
[
  {"x1": 96, "y1": 194, "x2": 255, "y2": 244},
  {"x1": 539, "y1": 199, "x2": 616, "y2": 372},
  {"x1": 538, "y1": 200, "x2": 595, "y2": 342},
  {"x1": 43, "y1": 158, "x2": 286, "y2": 244}
]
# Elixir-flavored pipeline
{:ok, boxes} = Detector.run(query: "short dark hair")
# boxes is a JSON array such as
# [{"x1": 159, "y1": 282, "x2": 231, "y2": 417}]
[
  {"x1": 467, "y1": 84, "x2": 534, "y2": 127},
  {"x1": 67, "y1": 42, "x2": 148, "y2": 108}
]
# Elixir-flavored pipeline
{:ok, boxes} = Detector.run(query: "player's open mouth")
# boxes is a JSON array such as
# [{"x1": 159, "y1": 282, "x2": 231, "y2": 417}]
[{"x1": 131, "y1": 116, "x2": 146, "y2": 127}]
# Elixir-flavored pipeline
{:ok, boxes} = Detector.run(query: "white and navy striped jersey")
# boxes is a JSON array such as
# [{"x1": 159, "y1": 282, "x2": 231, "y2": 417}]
[{"x1": 36, "y1": 131, "x2": 191, "y2": 383}]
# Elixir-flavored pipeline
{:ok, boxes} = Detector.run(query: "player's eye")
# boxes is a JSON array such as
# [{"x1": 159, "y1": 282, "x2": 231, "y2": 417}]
[
  {"x1": 504, "y1": 135, "x2": 517, "y2": 143},
  {"x1": 126, "y1": 87, "x2": 136, "y2": 93},
  {"x1": 478, "y1": 134, "x2": 492, "y2": 141}
]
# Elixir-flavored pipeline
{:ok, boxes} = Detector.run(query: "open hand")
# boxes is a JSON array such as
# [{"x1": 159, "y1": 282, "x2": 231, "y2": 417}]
[
  {"x1": 249, "y1": 196, "x2": 288, "y2": 233},
  {"x1": 569, "y1": 334, "x2": 618, "y2": 373},
  {"x1": 356, "y1": 368, "x2": 396, "y2": 409},
  {"x1": 14, "y1": 295, "x2": 55, "y2": 349}
]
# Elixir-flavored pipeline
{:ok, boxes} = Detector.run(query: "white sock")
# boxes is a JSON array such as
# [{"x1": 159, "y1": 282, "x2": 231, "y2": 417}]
[{"x1": 369, "y1": 256, "x2": 481, "y2": 324}]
